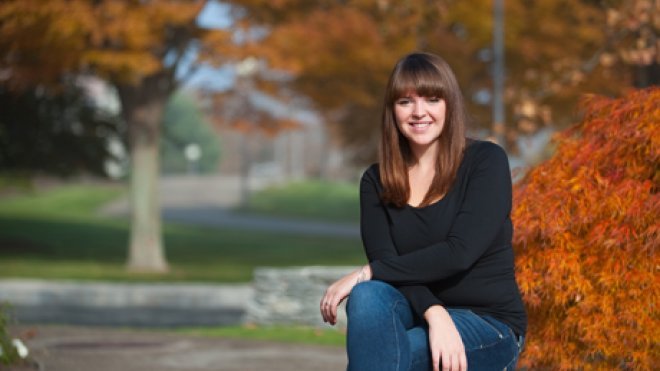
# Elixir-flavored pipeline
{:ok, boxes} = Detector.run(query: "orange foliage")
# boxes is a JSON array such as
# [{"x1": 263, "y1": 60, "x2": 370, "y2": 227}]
[
  {"x1": 512, "y1": 87, "x2": 659, "y2": 369},
  {"x1": 0, "y1": 0, "x2": 210, "y2": 87}
]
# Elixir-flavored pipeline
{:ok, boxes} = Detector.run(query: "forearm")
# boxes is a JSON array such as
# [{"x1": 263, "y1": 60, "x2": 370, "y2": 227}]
[
  {"x1": 357, "y1": 264, "x2": 373, "y2": 283},
  {"x1": 424, "y1": 304, "x2": 449, "y2": 324},
  {"x1": 397, "y1": 285, "x2": 443, "y2": 318}
]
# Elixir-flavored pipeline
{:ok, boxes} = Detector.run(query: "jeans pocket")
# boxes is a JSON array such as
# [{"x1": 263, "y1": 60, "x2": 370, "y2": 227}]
[
  {"x1": 451, "y1": 310, "x2": 507, "y2": 350},
  {"x1": 477, "y1": 315, "x2": 506, "y2": 340},
  {"x1": 454, "y1": 312, "x2": 519, "y2": 369}
]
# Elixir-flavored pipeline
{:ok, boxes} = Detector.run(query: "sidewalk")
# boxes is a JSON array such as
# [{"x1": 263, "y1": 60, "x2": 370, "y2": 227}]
[
  {"x1": 9, "y1": 324, "x2": 346, "y2": 371},
  {"x1": 161, "y1": 207, "x2": 359, "y2": 238},
  {"x1": 100, "y1": 174, "x2": 360, "y2": 238}
]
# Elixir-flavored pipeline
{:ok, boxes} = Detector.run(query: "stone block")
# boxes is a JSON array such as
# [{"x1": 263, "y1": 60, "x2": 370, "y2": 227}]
[{"x1": 246, "y1": 266, "x2": 356, "y2": 328}]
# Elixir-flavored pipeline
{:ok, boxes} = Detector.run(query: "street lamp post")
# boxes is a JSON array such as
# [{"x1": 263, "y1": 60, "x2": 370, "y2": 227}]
[
  {"x1": 184, "y1": 143, "x2": 201, "y2": 175},
  {"x1": 235, "y1": 57, "x2": 259, "y2": 208},
  {"x1": 493, "y1": 0, "x2": 506, "y2": 149}
]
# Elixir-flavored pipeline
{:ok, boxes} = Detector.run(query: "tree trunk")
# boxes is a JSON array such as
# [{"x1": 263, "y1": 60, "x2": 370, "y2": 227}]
[
  {"x1": 118, "y1": 72, "x2": 174, "y2": 273},
  {"x1": 126, "y1": 113, "x2": 167, "y2": 273}
]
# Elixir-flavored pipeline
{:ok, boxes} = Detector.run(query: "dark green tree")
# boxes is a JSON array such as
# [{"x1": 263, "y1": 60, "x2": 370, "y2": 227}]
[
  {"x1": 0, "y1": 83, "x2": 122, "y2": 177},
  {"x1": 160, "y1": 90, "x2": 220, "y2": 174}
]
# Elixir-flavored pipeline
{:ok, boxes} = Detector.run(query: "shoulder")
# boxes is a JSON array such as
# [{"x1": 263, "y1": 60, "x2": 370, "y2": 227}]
[
  {"x1": 465, "y1": 138, "x2": 507, "y2": 157},
  {"x1": 360, "y1": 163, "x2": 382, "y2": 191},
  {"x1": 464, "y1": 139, "x2": 509, "y2": 167},
  {"x1": 362, "y1": 163, "x2": 380, "y2": 181}
]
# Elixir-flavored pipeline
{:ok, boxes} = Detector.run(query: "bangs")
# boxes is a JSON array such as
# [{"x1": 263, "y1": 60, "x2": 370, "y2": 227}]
[{"x1": 389, "y1": 56, "x2": 446, "y2": 102}]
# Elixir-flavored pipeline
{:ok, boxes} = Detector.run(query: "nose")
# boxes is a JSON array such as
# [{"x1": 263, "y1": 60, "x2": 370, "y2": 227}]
[{"x1": 412, "y1": 100, "x2": 426, "y2": 118}]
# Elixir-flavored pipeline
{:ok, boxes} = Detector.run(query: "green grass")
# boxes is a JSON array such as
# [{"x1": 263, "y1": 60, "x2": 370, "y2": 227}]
[
  {"x1": 178, "y1": 325, "x2": 346, "y2": 347},
  {"x1": 242, "y1": 180, "x2": 360, "y2": 223},
  {"x1": 0, "y1": 183, "x2": 123, "y2": 217},
  {"x1": 0, "y1": 183, "x2": 364, "y2": 283}
]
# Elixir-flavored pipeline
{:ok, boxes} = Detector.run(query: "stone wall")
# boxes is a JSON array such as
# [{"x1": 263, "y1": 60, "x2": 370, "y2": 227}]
[
  {"x1": 246, "y1": 266, "x2": 356, "y2": 328},
  {"x1": 1, "y1": 267, "x2": 359, "y2": 328},
  {"x1": 0, "y1": 279, "x2": 251, "y2": 327}
]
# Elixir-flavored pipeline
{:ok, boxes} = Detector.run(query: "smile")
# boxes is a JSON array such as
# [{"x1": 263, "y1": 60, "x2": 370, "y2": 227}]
[{"x1": 410, "y1": 122, "x2": 431, "y2": 128}]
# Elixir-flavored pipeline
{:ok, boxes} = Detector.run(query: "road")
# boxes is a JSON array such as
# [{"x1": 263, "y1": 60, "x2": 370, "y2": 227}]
[
  {"x1": 101, "y1": 174, "x2": 359, "y2": 238},
  {"x1": 9, "y1": 325, "x2": 346, "y2": 371}
]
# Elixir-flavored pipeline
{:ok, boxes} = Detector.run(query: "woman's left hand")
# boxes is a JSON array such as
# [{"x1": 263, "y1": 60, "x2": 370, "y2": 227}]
[{"x1": 320, "y1": 264, "x2": 371, "y2": 325}]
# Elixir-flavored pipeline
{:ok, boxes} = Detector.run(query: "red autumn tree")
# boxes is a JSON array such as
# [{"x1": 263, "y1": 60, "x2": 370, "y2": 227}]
[{"x1": 512, "y1": 87, "x2": 659, "y2": 369}]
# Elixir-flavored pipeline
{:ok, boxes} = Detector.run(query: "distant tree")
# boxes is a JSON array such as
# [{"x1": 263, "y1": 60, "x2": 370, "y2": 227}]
[
  {"x1": 449, "y1": 0, "x2": 658, "y2": 151},
  {"x1": 227, "y1": 0, "x2": 456, "y2": 162},
  {"x1": 0, "y1": 83, "x2": 120, "y2": 177},
  {"x1": 160, "y1": 91, "x2": 220, "y2": 174},
  {"x1": 0, "y1": 0, "x2": 237, "y2": 272},
  {"x1": 512, "y1": 87, "x2": 659, "y2": 369},
  {"x1": 229, "y1": 0, "x2": 654, "y2": 162}
]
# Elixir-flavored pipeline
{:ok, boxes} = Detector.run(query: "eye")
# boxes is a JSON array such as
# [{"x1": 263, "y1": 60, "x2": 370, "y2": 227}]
[
  {"x1": 427, "y1": 97, "x2": 441, "y2": 103},
  {"x1": 396, "y1": 98, "x2": 411, "y2": 105}
]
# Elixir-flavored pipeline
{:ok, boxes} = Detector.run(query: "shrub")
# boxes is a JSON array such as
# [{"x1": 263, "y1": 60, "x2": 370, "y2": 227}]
[
  {"x1": 0, "y1": 304, "x2": 20, "y2": 366},
  {"x1": 512, "y1": 87, "x2": 659, "y2": 369}
]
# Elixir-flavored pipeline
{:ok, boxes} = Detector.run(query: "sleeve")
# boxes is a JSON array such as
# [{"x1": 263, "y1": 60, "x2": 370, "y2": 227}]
[
  {"x1": 360, "y1": 166, "x2": 443, "y2": 318},
  {"x1": 370, "y1": 143, "x2": 513, "y2": 285}
]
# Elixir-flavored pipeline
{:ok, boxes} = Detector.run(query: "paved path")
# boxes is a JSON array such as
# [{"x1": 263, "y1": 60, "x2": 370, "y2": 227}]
[
  {"x1": 161, "y1": 207, "x2": 359, "y2": 238},
  {"x1": 10, "y1": 325, "x2": 346, "y2": 371},
  {"x1": 101, "y1": 175, "x2": 360, "y2": 238}
]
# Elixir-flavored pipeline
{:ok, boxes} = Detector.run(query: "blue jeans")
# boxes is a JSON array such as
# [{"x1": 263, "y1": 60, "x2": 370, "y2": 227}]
[{"x1": 346, "y1": 281, "x2": 524, "y2": 371}]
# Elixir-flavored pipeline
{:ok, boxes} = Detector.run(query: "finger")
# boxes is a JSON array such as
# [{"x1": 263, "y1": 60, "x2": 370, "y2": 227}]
[
  {"x1": 450, "y1": 352, "x2": 459, "y2": 371},
  {"x1": 330, "y1": 299, "x2": 338, "y2": 321},
  {"x1": 330, "y1": 299, "x2": 338, "y2": 325},
  {"x1": 320, "y1": 297, "x2": 326, "y2": 320},
  {"x1": 320, "y1": 296, "x2": 331, "y2": 322},
  {"x1": 322, "y1": 306, "x2": 330, "y2": 323},
  {"x1": 325, "y1": 298, "x2": 336, "y2": 325},
  {"x1": 320, "y1": 302, "x2": 325, "y2": 321},
  {"x1": 432, "y1": 350, "x2": 440, "y2": 371},
  {"x1": 441, "y1": 352, "x2": 450, "y2": 371},
  {"x1": 459, "y1": 351, "x2": 467, "y2": 371}
]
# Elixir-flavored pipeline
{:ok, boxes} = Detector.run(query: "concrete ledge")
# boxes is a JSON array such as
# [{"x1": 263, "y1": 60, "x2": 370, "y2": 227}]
[
  {"x1": 0, "y1": 279, "x2": 252, "y2": 327},
  {"x1": 246, "y1": 266, "x2": 356, "y2": 328},
  {"x1": 1, "y1": 267, "x2": 356, "y2": 328}
]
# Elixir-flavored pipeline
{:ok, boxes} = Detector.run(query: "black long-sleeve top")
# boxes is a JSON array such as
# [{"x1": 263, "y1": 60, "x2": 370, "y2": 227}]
[{"x1": 362, "y1": 140, "x2": 527, "y2": 336}]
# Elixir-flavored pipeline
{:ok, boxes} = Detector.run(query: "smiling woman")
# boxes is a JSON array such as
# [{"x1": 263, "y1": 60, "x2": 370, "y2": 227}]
[
  {"x1": 394, "y1": 95, "x2": 446, "y2": 150},
  {"x1": 379, "y1": 53, "x2": 467, "y2": 210},
  {"x1": 393, "y1": 94, "x2": 447, "y2": 207},
  {"x1": 320, "y1": 52, "x2": 526, "y2": 371}
]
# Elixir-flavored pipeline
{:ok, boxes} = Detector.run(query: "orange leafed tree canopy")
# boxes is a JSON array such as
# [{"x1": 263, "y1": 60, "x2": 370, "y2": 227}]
[
  {"x1": 0, "y1": 0, "x2": 212, "y2": 88},
  {"x1": 512, "y1": 87, "x2": 659, "y2": 369}
]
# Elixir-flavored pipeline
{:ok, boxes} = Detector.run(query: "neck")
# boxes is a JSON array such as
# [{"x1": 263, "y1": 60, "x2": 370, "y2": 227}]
[{"x1": 410, "y1": 141, "x2": 439, "y2": 172}]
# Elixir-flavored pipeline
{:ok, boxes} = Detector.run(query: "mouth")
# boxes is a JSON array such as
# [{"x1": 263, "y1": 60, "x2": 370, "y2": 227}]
[{"x1": 409, "y1": 122, "x2": 432, "y2": 129}]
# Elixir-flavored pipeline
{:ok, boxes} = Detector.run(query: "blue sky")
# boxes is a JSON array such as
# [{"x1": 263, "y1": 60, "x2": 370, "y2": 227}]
[
  {"x1": 178, "y1": 1, "x2": 233, "y2": 91},
  {"x1": 197, "y1": 0, "x2": 233, "y2": 29},
  {"x1": 181, "y1": 1, "x2": 321, "y2": 127}
]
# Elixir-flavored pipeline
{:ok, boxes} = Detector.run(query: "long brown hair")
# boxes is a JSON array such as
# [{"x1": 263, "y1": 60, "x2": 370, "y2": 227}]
[{"x1": 379, "y1": 52, "x2": 467, "y2": 208}]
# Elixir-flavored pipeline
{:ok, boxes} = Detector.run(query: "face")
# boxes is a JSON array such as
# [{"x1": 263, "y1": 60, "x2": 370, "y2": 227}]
[{"x1": 394, "y1": 92, "x2": 446, "y2": 150}]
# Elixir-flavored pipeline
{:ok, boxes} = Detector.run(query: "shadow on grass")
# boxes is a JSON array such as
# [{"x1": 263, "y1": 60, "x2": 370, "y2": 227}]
[{"x1": 0, "y1": 215, "x2": 365, "y2": 283}]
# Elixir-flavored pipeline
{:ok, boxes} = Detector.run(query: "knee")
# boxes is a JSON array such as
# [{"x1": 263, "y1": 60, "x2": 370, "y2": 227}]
[{"x1": 346, "y1": 281, "x2": 395, "y2": 319}]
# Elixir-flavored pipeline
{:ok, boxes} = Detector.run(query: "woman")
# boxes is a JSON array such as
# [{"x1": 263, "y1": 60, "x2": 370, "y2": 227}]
[{"x1": 320, "y1": 52, "x2": 527, "y2": 371}]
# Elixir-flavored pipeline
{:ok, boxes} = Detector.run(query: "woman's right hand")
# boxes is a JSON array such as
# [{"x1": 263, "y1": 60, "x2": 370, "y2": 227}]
[
  {"x1": 424, "y1": 305, "x2": 467, "y2": 371},
  {"x1": 320, "y1": 265, "x2": 372, "y2": 325}
]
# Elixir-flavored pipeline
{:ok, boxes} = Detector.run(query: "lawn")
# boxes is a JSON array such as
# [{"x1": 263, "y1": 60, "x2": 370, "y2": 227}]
[
  {"x1": 0, "y1": 182, "x2": 365, "y2": 283},
  {"x1": 241, "y1": 180, "x2": 360, "y2": 223}
]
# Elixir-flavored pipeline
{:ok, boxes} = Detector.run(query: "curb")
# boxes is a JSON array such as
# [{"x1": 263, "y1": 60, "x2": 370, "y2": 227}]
[{"x1": 0, "y1": 279, "x2": 252, "y2": 327}]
